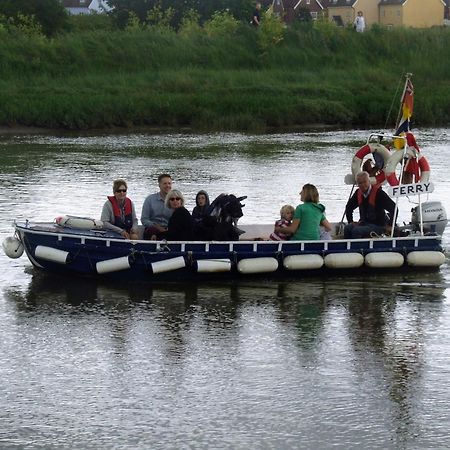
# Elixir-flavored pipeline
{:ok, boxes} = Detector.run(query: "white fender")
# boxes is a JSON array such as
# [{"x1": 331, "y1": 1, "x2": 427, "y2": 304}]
[
  {"x1": 385, "y1": 150, "x2": 430, "y2": 186},
  {"x1": 283, "y1": 254, "x2": 323, "y2": 270},
  {"x1": 351, "y1": 143, "x2": 391, "y2": 185},
  {"x1": 237, "y1": 257, "x2": 278, "y2": 274},
  {"x1": 35, "y1": 245, "x2": 69, "y2": 264},
  {"x1": 151, "y1": 256, "x2": 186, "y2": 274},
  {"x1": 407, "y1": 251, "x2": 445, "y2": 267},
  {"x1": 196, "y1": 259, "x2": 231, "y2": 273},
  {"x1": 2, "y1": 236, "x2": 24, "y2": 259},
  {"x1": 324, "y1": 253, "x2": 364, "y2": 269},
  {"x1": 56, "y1": 215, "x2": 104, "y2": 230},
  {"x1": 96, "y1": 256, "x2": 131, "y2": 274},
  {"x1": 365, "y1": 252, "x2": 404, "y2": 268}
]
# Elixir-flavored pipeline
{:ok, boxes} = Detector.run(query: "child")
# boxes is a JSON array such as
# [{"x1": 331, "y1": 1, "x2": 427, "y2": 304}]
[
  {"x1": 192, "y1": 190, "x2": 210, "y2": 224},
  {"x1": 269, "y1": 205, "x2": 295, "y2": 241}
]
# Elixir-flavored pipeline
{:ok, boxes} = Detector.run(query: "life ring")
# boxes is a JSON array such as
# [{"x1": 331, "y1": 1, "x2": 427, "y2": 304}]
[
  {"x1": 351, "y1": 143, "x2": 391, "y2": 185},
  {"x1": 55, "y1": 215, "x2": 104, "y2": 230},
  {"x1": 384, "y1": 150, "x2": 430, "y2": 186}
]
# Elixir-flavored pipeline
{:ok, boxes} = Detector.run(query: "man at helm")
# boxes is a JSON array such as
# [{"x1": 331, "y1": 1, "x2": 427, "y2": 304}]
[{"x1": 344, "y1": 171, "x2": 396, "y2": 239}]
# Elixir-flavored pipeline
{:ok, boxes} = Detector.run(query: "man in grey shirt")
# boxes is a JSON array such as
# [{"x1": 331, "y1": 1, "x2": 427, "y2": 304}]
[{"x1": 141, "y1": 173, "x2": 174, "y2": 239}]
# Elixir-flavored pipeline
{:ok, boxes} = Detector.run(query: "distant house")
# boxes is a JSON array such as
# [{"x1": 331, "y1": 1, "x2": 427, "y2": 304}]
[
  {"x1": 379, "y1": 0, "x2": 445, "y2": 28},
  {"x1": 292, "y1": 0, "x2": 327, "y2": 22},
  {"x1": 62, "y1": 0, "x2": 90, "y2": 15},
  {"x1": 272, "y1": 0, "x2": 328, "y2": 23},
  {"x1": 327, "y1": 0, "x2": 378, "y2": 28},
  {"x1": 271, "y1": 0, "x2": 286, "y2": 18},
  {"x1": 88, "y1": 0, "x2": 111, "y2": 13},
  {"x1": 61, "y1": 0, "x2": 111, "y2": 15}
]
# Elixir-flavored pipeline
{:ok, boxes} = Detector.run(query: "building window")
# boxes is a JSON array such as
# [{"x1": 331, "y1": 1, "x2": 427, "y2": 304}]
[
  {"x1": 311, "y1": 11, "x2": 318, "y2": 19},
  {"x1": 306, "y1": 0, "x2": 310, "y2": 4},
  {"x1": 333, "y1": 15, "x2": 344, "y2": 26}
]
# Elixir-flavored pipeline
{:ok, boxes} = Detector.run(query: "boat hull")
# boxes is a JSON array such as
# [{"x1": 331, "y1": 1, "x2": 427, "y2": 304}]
[{"x1": 12, "y1": 222, "x2": 446, "y2": 282}]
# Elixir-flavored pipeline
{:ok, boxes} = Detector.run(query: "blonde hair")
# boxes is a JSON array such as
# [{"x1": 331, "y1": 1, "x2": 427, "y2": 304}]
[
  {"x1": 280, "y1": 204, "x2": 294, "y2": 219},
  {"x1": 165, "y1": 189, "x2": 185, "y2": 207},
  {"x1": 301, "y1": 184, "x2": 319, "y2": 203}
]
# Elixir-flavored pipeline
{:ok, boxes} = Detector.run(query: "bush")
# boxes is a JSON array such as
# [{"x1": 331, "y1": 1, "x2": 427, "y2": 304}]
[
  {"x1": 258, "y1": 13, "x2": 285, "y2": 53},
  {"x1": 146, "y1": 4, "x2": 174, "y2": 32},
  {"x1": 178, "y1": 9, "x2": 202, "y2": 37},
  {"x1": 204, "y1": 10, "x2": 239, "y2": 37},
  {"x1": 67, "y1": 13, "x2": 114, "y2": 33}
]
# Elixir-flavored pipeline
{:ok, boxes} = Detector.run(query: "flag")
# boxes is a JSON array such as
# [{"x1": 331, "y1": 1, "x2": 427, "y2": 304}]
[{"x1": 395, "y1": 78, "x2": 414, "y2": 135}]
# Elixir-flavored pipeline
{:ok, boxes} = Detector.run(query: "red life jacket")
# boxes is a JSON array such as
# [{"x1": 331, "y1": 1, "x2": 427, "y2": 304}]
[
  {"x1": 108, "y1": 196, "x2": 133, "y2": 231},
  {"x1": 357, "y1": 184, "x2": 381, "y2": 223}
]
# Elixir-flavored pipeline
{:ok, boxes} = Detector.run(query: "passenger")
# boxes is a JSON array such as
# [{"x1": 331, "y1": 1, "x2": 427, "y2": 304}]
[
  {"x1": 141, "y1": 173, "x2": 174, "y2": 240},
  {"x1": 165, "y1": 189, "x2": 194, "y2": 241},
  {"x1": 277, "y1": 184, "x2": 332, "y2": 240},
  {"x1": 269, "y1": 204, "x2": 295, "y2": 241},
  {"x1": 101, "y1": 179, "x2": 139, "y2": 240},
  {"x1": 192, "y1": 190, "x2": 210, "y2": 224},
  {"x1": 344, "y1": 171, "x2": 396, "y2": 239}
]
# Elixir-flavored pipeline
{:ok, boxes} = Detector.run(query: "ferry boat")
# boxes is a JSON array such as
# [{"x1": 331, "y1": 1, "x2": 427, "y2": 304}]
[
  {"x1": 2, "y1": 78, "x2": 448, "y2": 281},
  {"x1": 3, "y1": 133, "x2": 447, "y2": 282},
  {"x1": 2, "y1": 212, "x2": 446, "y2": 282}
]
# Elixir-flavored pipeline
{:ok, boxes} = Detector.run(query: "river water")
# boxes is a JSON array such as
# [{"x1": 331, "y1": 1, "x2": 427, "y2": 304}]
[{"x1": 1, "y1": 129, "x2": 450, "y2": 449}]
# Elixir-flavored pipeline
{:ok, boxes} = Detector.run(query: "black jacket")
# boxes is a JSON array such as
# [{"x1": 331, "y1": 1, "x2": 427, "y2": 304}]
[
  {"x1": 345, "y1": 186, "x2": 396, "y2": 226},
  {"x1": 166, "y1": 207, "x2": 194, "y2": 241}
]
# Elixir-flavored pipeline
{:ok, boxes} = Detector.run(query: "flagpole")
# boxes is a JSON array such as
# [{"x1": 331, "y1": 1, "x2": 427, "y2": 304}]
[
  {"x1": 395, "y1": 72, "x2": 413, "y2": 133},
  {"x1": 391, "y1": 73, "x2": 413, "y2": 238}
]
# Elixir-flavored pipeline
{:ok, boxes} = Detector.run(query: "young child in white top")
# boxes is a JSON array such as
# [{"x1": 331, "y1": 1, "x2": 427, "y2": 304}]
[
  {"x1": 354, "y1": 10, "x2": 365, "y2": 32},
  {"x1": 269, "y1": 204, "x2": 295, "y2": 241}
]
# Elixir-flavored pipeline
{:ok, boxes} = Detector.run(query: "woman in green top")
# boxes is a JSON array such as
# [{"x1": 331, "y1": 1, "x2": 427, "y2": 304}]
[{"x1": 277, "y1": 184, "x2": 332, "y2": 240}]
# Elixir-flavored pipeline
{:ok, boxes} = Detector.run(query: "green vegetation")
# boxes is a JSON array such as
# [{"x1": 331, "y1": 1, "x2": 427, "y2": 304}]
[{"x1": 0, "y1": 15, "x2": 449, "y2": 131}]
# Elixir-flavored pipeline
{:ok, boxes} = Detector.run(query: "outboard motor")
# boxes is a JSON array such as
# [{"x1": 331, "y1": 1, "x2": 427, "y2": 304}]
[{"x1": 410, "y1": 201, "x2": 448, "y2": 235}]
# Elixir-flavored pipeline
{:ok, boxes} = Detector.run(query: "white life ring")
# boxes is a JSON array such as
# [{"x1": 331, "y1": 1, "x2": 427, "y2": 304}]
[
  {"x1": 384, "y1": 150, "x2": 430, "y2": 186},
  {"x1": 55, "y1": 215, "x2": 104, "y2": 230},
  {"x1": 351, "y1": 143, "x2": 391, "y2": 185}
]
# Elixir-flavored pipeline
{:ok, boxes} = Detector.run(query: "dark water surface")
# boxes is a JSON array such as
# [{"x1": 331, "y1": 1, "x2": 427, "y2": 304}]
[{"x1": 1, "y1": 129, "x2": 450, "y2": 449}]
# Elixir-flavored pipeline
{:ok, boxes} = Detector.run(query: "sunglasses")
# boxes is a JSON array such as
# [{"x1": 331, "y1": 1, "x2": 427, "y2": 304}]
[
  {"x1": 170, "y1": 197, "x2": 181, "y2": 201},
  {"x1": 116, "y1": 189, "x2": 127, "y2": 193}
]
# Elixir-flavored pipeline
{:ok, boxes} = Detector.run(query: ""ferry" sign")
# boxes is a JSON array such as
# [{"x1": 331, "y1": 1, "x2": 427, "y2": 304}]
[{"x1": 388, "y1": 182, "x2": 434, "y2": 198}]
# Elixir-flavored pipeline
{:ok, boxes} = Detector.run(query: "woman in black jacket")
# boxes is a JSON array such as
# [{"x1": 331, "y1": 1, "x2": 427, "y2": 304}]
[{"x1": 164, "y1": 189, "x2": 194, "y2": 241}]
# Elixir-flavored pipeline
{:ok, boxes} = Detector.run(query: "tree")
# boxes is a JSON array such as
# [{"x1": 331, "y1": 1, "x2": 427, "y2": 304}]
[
  {"x1": 106, "y1": 0, "x2": 158, "y2": 28},
  {"x1": 0, "y1": 0, "x2": 69, "y2": 36},
  {"x1": 106, "y1": 0, "x2": 253, "y2": 28}
]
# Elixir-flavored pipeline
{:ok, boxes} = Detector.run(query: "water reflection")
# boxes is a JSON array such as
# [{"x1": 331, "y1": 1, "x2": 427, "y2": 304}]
[
  {"x1": 2, "y1": 270, "x2": 448, "y2": 447},
  {"x1": 6, "y1": 269, "x2": 445, "y2": 312}
]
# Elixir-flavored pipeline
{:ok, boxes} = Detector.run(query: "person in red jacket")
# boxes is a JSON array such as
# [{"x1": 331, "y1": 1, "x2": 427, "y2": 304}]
[
  {"x1": 101, "y1": 179, "x2": 139, "y2": 239},
  {"x1": 344, "y1": 171, "x2": 396, "y2": 239}
]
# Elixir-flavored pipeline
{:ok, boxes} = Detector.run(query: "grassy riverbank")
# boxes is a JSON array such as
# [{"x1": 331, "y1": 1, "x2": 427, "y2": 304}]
[{"x1": 1, "y1": 23, "x2": 450, "y2": 131}]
